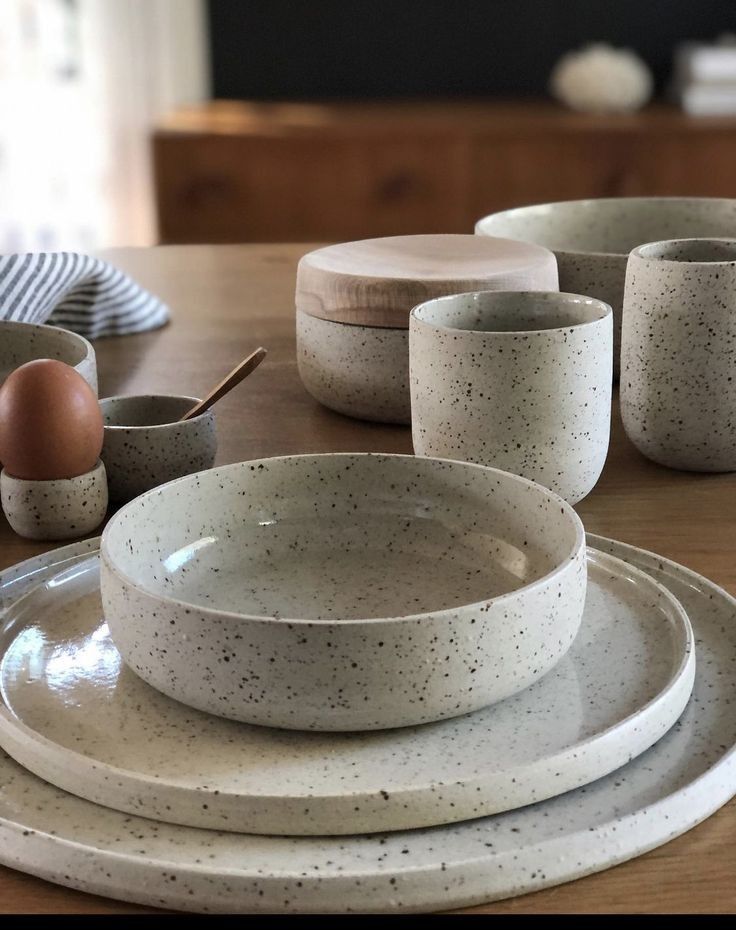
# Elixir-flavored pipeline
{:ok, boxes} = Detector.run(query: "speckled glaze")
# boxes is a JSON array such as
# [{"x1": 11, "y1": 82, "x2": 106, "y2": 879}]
[
  {"x1": 296, "y1": 234, "x2": 559, "y2": 424},
  {"x1": 0, "y1": 461, "x2": 107, "y2": 540},
  {"x1": 0, "y1": 534, "x2": 731, "y2": 913},
  {"x1": 476, "y1": 197, "x2": 736, "y2": 377},
  {"x1": 0, "y1": 547, "x2": 693, "y2": 835},
  {"x1": 297, "y1": 311, "x2": 410, "y2": 423},
  {"x1": 99, "y1": 394, "x2": 217, "y2": 503},
  {"x1": 621, "y1": 238, "x2": 736, "y2": 472},
  {"x1": 100, "y1": 453, "x2": 586, "y2": 731},
  {"x1": 0, "y1": 320, "x2": 98, "y2": 393},
  {"x1": 410, "y1": 292, "x2": 613, "y2": 504}
]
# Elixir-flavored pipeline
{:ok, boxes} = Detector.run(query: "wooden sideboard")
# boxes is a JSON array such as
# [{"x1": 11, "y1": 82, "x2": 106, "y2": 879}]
[{"x1": 153, "y1": 100, "x2": 736, "y2": 243}]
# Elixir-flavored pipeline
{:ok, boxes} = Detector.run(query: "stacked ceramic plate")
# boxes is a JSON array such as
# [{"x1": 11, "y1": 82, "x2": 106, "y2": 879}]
[{"x1": 0, "y1": 453, "x2": 735, "y2": 913}]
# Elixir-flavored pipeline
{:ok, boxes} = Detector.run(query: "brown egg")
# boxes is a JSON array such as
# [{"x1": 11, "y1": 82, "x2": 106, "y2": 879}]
[{"x1": 0, "y1": 359, "x2": 103, "y2": 480}]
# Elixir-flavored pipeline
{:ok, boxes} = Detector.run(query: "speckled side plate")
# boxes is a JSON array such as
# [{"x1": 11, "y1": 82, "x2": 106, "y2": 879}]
[
  {"x1": 0, "y1": 547, "x2": 693, "y2": 836},
  {"x1": 0, "y1": 535, "x2": 734, "y2": 913}
]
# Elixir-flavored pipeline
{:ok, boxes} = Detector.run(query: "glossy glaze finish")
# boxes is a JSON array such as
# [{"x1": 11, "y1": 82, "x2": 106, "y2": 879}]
[
  {"x1": 0, "y1": 320, "x2": 97, "y2": 393},
  {"x1": 0, "y1": 535, "x2": 732, "y2": 913},
  {"x1": 99, "y1": 394, "x2": 217, "y2": 503},
  {"x1": 410, "y1": 292, "x2": 612, "y2": 503},
  {"x1": 621, "y1": 238, "x2": 736, "y2": 472},
  {"x1": 0, "y1": 461, "x2": 107, "y2": 541},
  {"x1": 101, "y1": 453, "x2": 586, "y2": 731},
  {"x1": 476, "y1": 197, "x2": 736, "y2": 376},
  {"x1": 0, "y1": 547, "x2": 693, "y2": 835}
]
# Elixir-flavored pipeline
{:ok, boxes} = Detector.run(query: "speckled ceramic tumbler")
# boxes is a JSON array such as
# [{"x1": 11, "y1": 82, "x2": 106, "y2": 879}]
[
  {"x1": 410, "y1": 291, "x2": 613, "y2": 504},
  {"x1": 621, "y1": 238, "x2": 736, "y2": 472}
]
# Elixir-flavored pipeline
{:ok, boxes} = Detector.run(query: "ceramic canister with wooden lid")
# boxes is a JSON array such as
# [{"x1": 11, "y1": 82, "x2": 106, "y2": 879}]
[{"x1": 295, "y1": 234, "x2": 559, "y2": 424}]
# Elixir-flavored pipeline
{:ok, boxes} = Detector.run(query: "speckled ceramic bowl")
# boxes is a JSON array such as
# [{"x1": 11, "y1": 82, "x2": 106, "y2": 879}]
[
  {"x1": 410, "y1": 291, "x2": 613, "y2": 504},
  {"x1": 621, "y1": 238, "x2": 736, "y2": 472},
  {"x1": 99, "y1": 395, "x2": 217, "y2": 503},
  {"x1": 297, "y1": 311, "x2": 412, "y2": 423},
  {"x1": 1, "y1": 460, "x2": 107, "y2": 540},
  {"x1": 476, "y1": 198, "x2": 736, "y2": 376},
  {"x1": 100, "y1": 453, "x2": 586, "y2": 732},
  {"x1": 0, "y1": 320, "x2": 97, "y2": 393}
]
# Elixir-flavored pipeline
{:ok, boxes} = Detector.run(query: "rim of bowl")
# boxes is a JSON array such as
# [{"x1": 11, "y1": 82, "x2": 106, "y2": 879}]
[
  {"x1": 475, "y1": 196, "x2": 736, "y2": 260},
  {"x1": 100, "y1": 452, "x2": 586, "y2": 627},
  {"x1": 1, "y1": 319, "x2": 95, "y2": 366},
  {"x1": 99, "y1": 394, "x2": 211, "y2": 429},
  {"x1": 631, "y1": 237, "x2": 736, "y2": 265},
  {"x1": 411, "y1": 290, "x2": 612, "y2": 336}
]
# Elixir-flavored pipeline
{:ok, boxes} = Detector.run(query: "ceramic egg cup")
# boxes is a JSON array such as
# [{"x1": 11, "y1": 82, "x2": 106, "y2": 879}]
[
  {"x1": 99, "y1": 394, "x2": 217, "y2": 503},
  {"x1": 1, "y1": 460, "x2": 108, "y2": 541}
]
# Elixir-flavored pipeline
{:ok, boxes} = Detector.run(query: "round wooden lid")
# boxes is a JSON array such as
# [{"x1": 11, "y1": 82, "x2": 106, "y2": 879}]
[{"x1": 296, "y1": 234, "x2": 558, "y2": 328}]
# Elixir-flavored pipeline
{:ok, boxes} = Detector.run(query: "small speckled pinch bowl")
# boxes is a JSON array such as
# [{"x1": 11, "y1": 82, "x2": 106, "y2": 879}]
[
  {"x1": 0, "y1": 320, "x2": 97, "y2": 393},
  {"x1": 1, "y1": 460, "x2": 108, "y2": 540},
  {"x1": 621, "y1": 238, "x2": 736, "y2": 472},
  {"x1": 99, "y1": 395, "x2": 217, "y2": 503},
  {"x1": 100, "y1": 453, "x2": 586, "y2": 732},
  {"x1": 476, "y1": 197, "x2": 736, "y2": 376},
  {"x1": 410, "y1": 291, "x2": 613, "y2": 504}
]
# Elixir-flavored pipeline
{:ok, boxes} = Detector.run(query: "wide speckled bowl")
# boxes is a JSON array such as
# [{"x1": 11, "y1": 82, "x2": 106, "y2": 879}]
[
  {"x1": 476, "y1": 197, "x2": 736, "y2": 376},
  {"x1": 100, "y1": 453, "x2": 586, "y2": 732},
  {"x1": 0, "y1": 320, "x2": 97, "y2": 393}
]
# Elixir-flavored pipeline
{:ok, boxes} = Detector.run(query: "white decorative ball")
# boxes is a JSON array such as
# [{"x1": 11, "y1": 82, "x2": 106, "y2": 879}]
[{"x1": 550, "y1": 43, "x2": 653, "y2": 114}]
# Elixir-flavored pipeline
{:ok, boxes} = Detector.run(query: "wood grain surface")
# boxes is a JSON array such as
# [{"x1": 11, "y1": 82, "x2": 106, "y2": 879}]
[
  {"x1": 1, "y1": 244, "x2": 735, "y2": 914},
  {"x1": 153, "y1": 101, "x2": 736, "y2": 245},
  {"x1": 295, "y1": 234, "x2": 557, "y2": 328}
]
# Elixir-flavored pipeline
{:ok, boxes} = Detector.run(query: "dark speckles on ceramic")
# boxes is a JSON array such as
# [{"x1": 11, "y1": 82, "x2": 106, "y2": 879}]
[
  {"x1": 295, "y1": 234, "x2": 559, "y2": 424},
  {"x1": 0, "y1": 320, "x2": 98, "y2": 392},
  {"x1": 621, "y1": 238, "x2": 736, "y2": 472},
  {"x1": 0, "y1": 548, "x2": 694, "y2": 836},
  {"x1": 0, "y1": 535, "x2": 732, "y2": 912},
  {"x1": 0, "y1": 460, "x2": 107, "y2": 540},
  {"x1": 476, "y1": 197, "x2": 736, "y2": 378},
  {"x1": 99, "y1": 394, "x2": 217, "y2": 503},
  {"x1": 297, "y1": 311, "x2": 411, "y2": 423},
  {"x1": 410, "y1": 292, "x2": 613, "y2": 504},
  {"x1": 100, "y1": 453, "x2": 586, "y2": 731}
]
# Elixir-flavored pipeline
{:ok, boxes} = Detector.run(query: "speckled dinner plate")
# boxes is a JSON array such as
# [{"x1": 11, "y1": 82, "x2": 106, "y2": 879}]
[
  {"x1": 0, "y1": 547, "x2": 693, "y2": 836},
  {"x1": 0, "y1": 535, "x2": 733, "y2": 913}
]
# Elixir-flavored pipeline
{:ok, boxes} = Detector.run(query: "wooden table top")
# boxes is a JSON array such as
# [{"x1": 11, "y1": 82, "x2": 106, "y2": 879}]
[{"x1": 1, "y1": 244, "x2": 735, "y2": 914}]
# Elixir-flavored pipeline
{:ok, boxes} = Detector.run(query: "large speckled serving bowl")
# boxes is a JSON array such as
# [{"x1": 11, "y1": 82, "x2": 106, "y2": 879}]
[
  {"x1": 0, "y1": 320, "x2": 97, "y2": 393},
  {"x1": 475, "y1": 197, "x2": 736, "y2": 376},
  {"x1": 100, "y1": 453, "x2": 586, "y2": 732}
]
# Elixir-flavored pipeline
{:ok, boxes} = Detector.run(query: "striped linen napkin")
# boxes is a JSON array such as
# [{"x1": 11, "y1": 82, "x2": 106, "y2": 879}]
[{"x1": 0, "y1": 253, "x2": 169, "y2": 339}]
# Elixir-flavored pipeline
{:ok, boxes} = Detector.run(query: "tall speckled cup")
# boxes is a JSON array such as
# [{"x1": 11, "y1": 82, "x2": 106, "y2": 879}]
[
  {"x1": 410, "y1": 291, "x2": 613, "y2": 504},
  {"x1": 621, "y1": 238, "x2": 736, "y2": 471}
]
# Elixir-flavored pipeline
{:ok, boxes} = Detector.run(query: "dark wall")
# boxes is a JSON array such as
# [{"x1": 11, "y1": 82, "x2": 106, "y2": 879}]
[{"x1": 208, "y1": 0, "x2": 736, "y2": 100}]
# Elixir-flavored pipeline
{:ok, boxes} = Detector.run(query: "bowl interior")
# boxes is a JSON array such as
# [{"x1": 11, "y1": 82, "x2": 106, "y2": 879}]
[
  {"x1": 103, "y1": 455, "x2": 580, "y2": 622},
  {"x1": 0, "y1": 321, "x2": 89, "y2": 383},
  {"x1": 100, "y1": 395, "x2": 200, "y2": 428},
  {"x1": 477, "y1": 198, "x2": 736, "y2": 256}
]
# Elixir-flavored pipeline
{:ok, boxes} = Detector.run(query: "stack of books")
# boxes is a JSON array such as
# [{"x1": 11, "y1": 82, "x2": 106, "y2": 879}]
[{"x1": 674, "y1": 38, "x2": 736, "y2": 115}]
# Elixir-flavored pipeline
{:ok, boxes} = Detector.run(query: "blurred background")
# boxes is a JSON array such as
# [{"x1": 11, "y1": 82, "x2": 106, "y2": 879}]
[{"x1": 2, "y1": 0, "x2": 735, "y2": 252}]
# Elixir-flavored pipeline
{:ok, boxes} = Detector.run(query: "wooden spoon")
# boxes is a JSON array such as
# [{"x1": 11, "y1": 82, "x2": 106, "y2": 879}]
[{"x1": 180, "y1": 347, "x2": 267, "y2": 421}]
